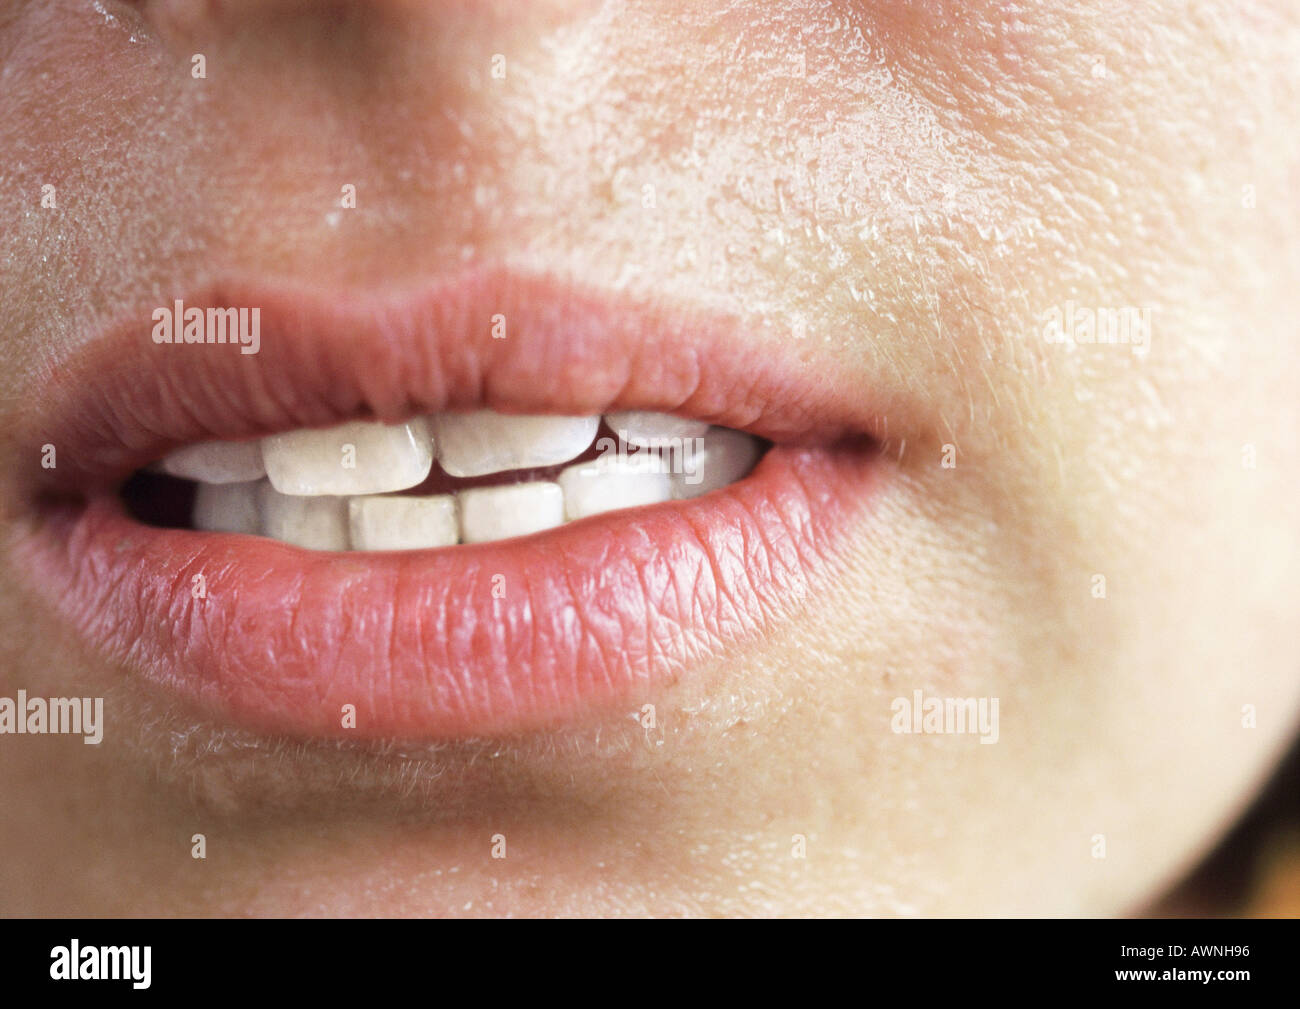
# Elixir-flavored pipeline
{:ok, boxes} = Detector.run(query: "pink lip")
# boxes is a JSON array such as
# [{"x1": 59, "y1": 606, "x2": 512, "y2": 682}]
[{"x1": 13, "y1": 265, "x2": 881, "y2": 739}]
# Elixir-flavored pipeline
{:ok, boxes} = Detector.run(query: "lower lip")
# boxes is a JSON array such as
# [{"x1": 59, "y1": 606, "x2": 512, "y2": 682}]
[{"x1": 20, "y1": 444, "x2": 875, "y2": 739}]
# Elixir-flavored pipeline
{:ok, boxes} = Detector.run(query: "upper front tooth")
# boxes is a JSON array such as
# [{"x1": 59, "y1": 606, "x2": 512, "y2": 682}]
[
  {"x1": 348, "y1": 494, "x2": 458, "y2": 551},
  {"x1": 671, "y1": 427, "x2": 761, "y2": 499},
  {"x1": 559, "y1": 452, "x2": 672, "y2": 520},
  {"x1": 432, "y1": 412, "x2": 598, "y2": 478},
  {"x1": 604, "y1": 410, "x2": 709, "y2": 444},
  {"x1": 457, "y1": 481, "x2": 565, "y2": 543},
  {"x1": 257, "y1": 483, "x2": 349, "y2": 550},
  {"x1": 262, "y1": 419, "x2": 433, "y2": 496},
  {"x1": 160, "y1": 440, "x2": 266, "y2": 483}
]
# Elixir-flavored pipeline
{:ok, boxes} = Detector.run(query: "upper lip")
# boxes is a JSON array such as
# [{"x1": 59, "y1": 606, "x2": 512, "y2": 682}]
[
  {"x1": 11, "y1": 264, "x2": 885, "y2": 739},
  {"x1": 18, "y1": 263, "x2": 881, "y2": 499}
]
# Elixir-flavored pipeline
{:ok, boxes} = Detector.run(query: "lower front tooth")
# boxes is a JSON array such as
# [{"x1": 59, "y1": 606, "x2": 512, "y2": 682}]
[
  {"x1": 162, "y1": 440, "x2": 266, "y2": 483},
  {"x1": 258, "y1": 483, "x2": 349, "y2": 550},
  {"x1": 457, "y1": 482, "x2": 564, "y2": 544},
  {"x1": 262, "y1": 419, "x2": 433, "y2": 496},
  {"x1": 559, "y1": 454, "x2": 672, "y2": 520},
  {"x1": 671, "y1": 427, "x2": 762, "y2": 499},
  {"x1": 194, "y1": 480, "x2": 261, "y2": 534},
  {"x1": 348, "y1": 494, "x2": 458, "y2": 551}
]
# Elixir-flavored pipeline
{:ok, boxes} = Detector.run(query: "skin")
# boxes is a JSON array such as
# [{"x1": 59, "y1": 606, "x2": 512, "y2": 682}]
[{"x1": 0, "y1": 0, "x2": 1297, "y2": 916}]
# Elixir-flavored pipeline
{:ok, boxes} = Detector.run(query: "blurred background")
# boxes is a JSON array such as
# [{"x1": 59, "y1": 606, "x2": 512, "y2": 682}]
[{"x1": 1151, "y1": 732, "x2": 1300, "y2": 917}]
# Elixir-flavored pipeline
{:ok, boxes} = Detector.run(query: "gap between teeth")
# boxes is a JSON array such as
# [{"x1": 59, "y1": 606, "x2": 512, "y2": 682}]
[{"x1": 173, "y1": 410, "x2": 760, "y2": 550}]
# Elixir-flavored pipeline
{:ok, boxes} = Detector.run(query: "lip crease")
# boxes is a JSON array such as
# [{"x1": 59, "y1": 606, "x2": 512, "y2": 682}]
[{"x1": 12, "y1": 265, "x2": 882, "y2": 739}]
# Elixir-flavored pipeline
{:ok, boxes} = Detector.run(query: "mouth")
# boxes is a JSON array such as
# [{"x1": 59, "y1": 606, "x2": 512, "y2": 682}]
[{"x1": 13, "y1": 265, "x2": 883, "y2": 740}]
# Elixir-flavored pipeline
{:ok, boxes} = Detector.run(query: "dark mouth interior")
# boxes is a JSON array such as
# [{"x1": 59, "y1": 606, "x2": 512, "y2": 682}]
[{"x1": 121, "y1": 471, "x2": 198, "y2": 529}]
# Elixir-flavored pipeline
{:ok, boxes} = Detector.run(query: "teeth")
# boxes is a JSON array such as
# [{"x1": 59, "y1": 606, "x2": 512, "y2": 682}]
[
  {"x1": 671, "y1": 427, "x2": 761, "y2": 499},
  {"x1": 559, "y1": 453, "x2": 672, "y2": 520},
  {"x1": 161, "y1": 440, "x2": 266, "y2": 483},
  {"x1": 348, "y1": 494, "x2": 458, "y2": 551},
  {"x1": 193, "y1": 480, "x2": 261, "y2": 534},
  {"x1": 433, "y1": 412, "x2": 598, "y2": 478},
  {"x1": 262, "y1": 419, "x2": 433, "y2": 496},
  {"x1": 157, "y1": 412, "x2": 766, "y2": 550},
  {"x1": 457, "y1": 482, "x2": 565, "y2": 543},
  {"x1": 257, "y1": 482, "x2": 349, "y2": 551},
  {"x1": 604, "y1": 410, "x2": 709, "y2": 444}
]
